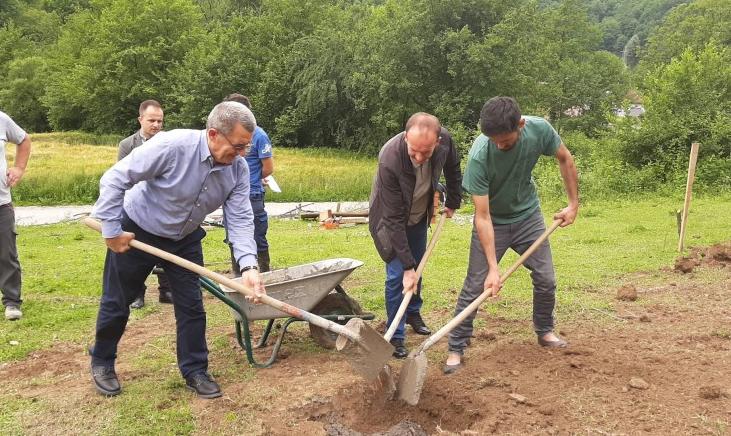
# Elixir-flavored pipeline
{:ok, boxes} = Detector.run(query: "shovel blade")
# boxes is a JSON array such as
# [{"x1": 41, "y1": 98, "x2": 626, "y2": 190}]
[
  {"x1": 374, "y1": 364, "x2": 397, "y2": 400},
  {"x1": 336, "y1": 318, "x2": 394, "y2": 381},
  {"x1": 397, "y1": 352, "x2": 428, "y2": 405}
]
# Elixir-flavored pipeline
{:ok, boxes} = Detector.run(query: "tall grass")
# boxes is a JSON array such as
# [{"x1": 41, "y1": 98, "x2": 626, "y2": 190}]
[
  {"x1": 8, "y1": 133, "x2": 376, "y2": 205},
  {"x1": 265, "y1": 147, "x2": 376, "y2": 202},
  {"x1": 7, "y1": 131, "x2": 731, "y2": 205}
]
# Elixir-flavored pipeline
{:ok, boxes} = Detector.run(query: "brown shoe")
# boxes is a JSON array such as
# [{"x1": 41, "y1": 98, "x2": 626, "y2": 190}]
[{"x1": 537, "y1": 333, "x2": 568, "y2": 348}]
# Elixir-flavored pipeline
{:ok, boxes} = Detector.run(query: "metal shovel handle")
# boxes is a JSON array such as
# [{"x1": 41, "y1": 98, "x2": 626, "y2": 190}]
[
  {"x1": 384, "y1": 211, "x2": 447, "y2": 341},
  {"x1": 83, "y1": 217, "x2": 360, "y2": 342},
  {"x1": 414, "y1": 219, "x2": 563, "y2": 354}
]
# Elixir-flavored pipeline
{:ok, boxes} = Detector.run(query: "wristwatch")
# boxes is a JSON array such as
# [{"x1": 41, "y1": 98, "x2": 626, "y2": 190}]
[{"x1": 241, "y1": 265, "x2": 259, "y2": 273}]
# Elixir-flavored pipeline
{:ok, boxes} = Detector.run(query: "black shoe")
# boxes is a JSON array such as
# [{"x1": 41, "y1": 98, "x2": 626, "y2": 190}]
[
  {"x1": 185, "y1": 372, "x2": 222, "y2": 399},
  {"x1": 91, "y1": 364, "x2": 121, "y2": 396},
  {"x1": 390, "y1": 339, "x2": 408, "y2": 359},
  {"x1": 158, "y1": 291, "x2": 173, "y2": 304},
  {"x1": 130, "y1": 296, "x2": 144, "y2": 309},
  {"x1": 406, "y1": 313, "x2": 432, "y2": 336}
]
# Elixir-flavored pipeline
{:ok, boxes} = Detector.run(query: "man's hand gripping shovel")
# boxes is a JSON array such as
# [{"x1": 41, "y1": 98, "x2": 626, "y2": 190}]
[
  {"x1": 84, "y1": 217, "x2": 393, "y2": 381},
  {"x1": 375, "y1": 208, "x2": 448, "y2": 398}
]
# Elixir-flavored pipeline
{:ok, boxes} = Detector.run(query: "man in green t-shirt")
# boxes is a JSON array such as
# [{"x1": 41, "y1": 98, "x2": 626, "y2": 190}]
[{"x1": 443, "y1": 97, "x2": 579, "y2": 374}]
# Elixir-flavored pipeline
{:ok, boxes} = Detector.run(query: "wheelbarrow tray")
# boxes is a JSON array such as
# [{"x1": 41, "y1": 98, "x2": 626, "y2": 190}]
[{"x1": 221, "y1": 258, "x2": 364, "y2": 321}]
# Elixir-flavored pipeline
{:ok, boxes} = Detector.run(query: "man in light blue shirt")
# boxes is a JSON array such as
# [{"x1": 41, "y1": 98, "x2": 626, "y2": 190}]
[{"x1": 89, "y1": 102, "x2": 266, "y2": 399}]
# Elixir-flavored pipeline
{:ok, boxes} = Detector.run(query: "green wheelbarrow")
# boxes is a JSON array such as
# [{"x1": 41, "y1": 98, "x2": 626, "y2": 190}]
[{"x1": 198, "y1": 258, "x2": 375, "y2": 368}]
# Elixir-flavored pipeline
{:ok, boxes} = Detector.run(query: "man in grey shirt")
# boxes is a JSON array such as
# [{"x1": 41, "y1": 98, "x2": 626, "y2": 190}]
[
  {"x1": 117, "y1": 99, "x2": 172, "y2": 308},
  {"x1": 89, "y1": 102, "x2": 266, "y2": 399},
  {"x1": 0, "y1": 111, "x2": 31, "y2": 321}
]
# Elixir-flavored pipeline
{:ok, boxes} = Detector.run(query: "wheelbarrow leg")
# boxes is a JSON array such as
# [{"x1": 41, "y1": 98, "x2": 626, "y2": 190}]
[
  {"x1": 201, "y1": 277, "x2": 273, "y2": 368},
  {"x1": 255, "y1": 319, "x2": 276, "y2": 348}
]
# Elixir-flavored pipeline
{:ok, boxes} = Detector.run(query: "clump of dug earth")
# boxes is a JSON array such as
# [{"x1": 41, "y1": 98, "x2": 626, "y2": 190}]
[
  {"x1": 616, "y1": 284, "x2": 638, "y2": 301},
  {"x1": 674, "y1": 257, "x2": 697, "y2": 274}
]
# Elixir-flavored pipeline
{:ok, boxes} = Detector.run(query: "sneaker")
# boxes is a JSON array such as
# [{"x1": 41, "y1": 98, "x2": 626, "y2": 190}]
[
  {"x1": 5, "y1": 306, "x2": 22, "y2": 321},
  {"x1": 91, "y1": 364, "x2": 121, "y2": 396},
  {"x1": 185, "y1": 372, "x2": 222, "y2": 399}
]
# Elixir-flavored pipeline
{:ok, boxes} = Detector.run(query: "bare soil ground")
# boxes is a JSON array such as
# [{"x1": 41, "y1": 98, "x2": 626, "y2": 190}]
[{"x1": 2, "y1": 243, "x2": 730, "y2": 435}]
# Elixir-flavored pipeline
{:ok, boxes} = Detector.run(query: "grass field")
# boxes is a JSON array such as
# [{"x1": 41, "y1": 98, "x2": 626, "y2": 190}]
[
  {"x1": 2, "y1": 194, "x2": 730, "y2": 364},
  {"x1": 7, "y1": 133, "x2": 377, "y2": 205}
]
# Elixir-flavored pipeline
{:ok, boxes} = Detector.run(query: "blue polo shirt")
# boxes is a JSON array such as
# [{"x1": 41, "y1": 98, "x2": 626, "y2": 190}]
[{"x1": 245, "y1": 126, "x2": 273, "y2": 196}]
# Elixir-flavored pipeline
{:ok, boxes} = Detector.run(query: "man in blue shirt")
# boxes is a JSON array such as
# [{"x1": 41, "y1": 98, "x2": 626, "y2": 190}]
[
  {"x1": 89, "y1": 102, "x2": 266, "y2": 399},
  {"x1": 224, "y1": 94, "x2": 274, "y2": 273}
]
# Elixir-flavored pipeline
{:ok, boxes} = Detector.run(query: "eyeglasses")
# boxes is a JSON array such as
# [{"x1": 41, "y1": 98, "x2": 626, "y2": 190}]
[{"x1": 218, "y1": 130, "x2": 250, "y2": 152}]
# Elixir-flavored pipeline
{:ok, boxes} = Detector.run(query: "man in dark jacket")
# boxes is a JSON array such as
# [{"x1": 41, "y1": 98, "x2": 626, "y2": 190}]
[
  {"x1": 369, "y1": 112, "x2": 462, "y2": 358},
  {"x1": 117, "y1": 99, "x2": 173, "y2": 308}
]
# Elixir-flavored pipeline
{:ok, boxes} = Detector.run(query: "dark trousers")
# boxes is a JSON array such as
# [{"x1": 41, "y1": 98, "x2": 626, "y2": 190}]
[
  {"x1": 0, "y1": 203, "x2": 22, "y2": 308},
  {"x1": 448, "y1": 209, "x2": 557, "y2": 354},
  {"x1": 228, "y1": 193, "x2": 270, "y2": 275},
  {"x1": 251, "y1": 193, "x2": 269, "y2": 251},
  {"x1": 91, "y1": 213, "x2": 208, "y2": 378},
  {"x1": 384, "y1": 217, "x2": 427, "y2": 341}
]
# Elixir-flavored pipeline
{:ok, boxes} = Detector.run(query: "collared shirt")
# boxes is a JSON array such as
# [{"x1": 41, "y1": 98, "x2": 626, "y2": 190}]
[
  {"x1": 93, "y1": 129, "x2": 257, "y2": 269},
  {"x1": 408, "y1": 159, "x2": 432, "y2": 225},
  {"x1": 0, "y1": 111, "x2": 28, "y2": 206}
]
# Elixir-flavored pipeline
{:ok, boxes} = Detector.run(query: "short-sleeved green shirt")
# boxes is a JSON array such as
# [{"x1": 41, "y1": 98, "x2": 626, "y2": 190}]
[{"x1": 462, "y1": 116, "x2": 561, "y2": 224}]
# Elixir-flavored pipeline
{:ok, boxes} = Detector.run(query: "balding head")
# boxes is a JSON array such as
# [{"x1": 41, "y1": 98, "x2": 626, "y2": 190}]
[{"x1": 404, "y1": 112, "x2": 441, "y2": 166}]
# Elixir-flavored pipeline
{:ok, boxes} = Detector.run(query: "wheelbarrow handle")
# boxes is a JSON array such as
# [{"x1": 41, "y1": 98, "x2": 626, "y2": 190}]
[
  {"x1": 83, "y1": 217, "x2": 361, "y2": 342},
  {"x1": 384, "y1": 211, "x2": 447, "y2": 341},
  {"x1": 414, "y1": 219, "x2": 563, "y2": 354}
]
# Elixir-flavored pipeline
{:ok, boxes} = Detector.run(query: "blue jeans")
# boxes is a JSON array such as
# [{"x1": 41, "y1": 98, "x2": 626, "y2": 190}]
[
  {"x1": 91, "y1": 212, "x2": 209, "y2": 378},
  {"x1": 385, "y1": 217, "x2": 427, "y2": 341},
  {"x1": 250, "y1": 193, "x2": 269, "y2": 251}
]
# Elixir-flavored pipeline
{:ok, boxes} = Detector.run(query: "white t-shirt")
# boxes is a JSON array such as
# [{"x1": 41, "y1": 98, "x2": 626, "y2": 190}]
[{"x1": 0, "y1": 111, "x2": 28, "y2": 206}]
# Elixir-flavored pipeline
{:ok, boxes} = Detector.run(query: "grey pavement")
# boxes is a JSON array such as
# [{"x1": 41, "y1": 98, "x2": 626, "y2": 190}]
[{"x1": 14, "y1": 202, "x2": 369, "y2": 226}]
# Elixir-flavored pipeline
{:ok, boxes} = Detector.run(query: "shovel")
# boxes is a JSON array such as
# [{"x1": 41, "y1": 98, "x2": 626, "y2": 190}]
[
  {"x1": 397, "y1": 219, "x2": 563, "y2": 405},
  {"x1": 83, "y1": 217, "x2": 393, "y2": 381},
  {"x1": 376, "y1": 211, "x2": 448, "y2": 396}
]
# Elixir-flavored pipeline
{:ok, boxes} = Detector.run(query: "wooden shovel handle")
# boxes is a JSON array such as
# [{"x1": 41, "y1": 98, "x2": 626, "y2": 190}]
[
  {"x1": 415, "y1": 219, "x2": 563, "y2": 353},
  {"x1": 83, "y1": 217, "x2": 360, "y2": 341},
  {"x1": 384, "y1": 211, "x2": 447, "y2": 341}
]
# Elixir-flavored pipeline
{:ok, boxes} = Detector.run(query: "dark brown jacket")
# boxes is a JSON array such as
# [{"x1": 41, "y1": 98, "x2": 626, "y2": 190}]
[{"x1": 369, "y1": 127, "x2": 462, "y2": 269}]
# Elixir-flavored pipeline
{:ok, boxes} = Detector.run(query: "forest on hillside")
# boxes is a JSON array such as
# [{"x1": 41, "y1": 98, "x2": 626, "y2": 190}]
[{"x1": 1, "y1": 0, "x2": 729, "y2": 189}]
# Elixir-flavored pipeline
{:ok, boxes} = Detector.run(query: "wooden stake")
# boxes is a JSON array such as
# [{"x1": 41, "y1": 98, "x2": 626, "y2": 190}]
[{"x1": 678, "y1": 142, "x2": 700, "y2": 252}]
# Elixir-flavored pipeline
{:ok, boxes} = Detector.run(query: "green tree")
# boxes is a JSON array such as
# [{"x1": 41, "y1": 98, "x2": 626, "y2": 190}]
[
  {"x1": 621, "y1": 43, "x2": 731, "y2": 171},
  {"x1": 0, "y1": 56, "x2": 49, "y2": 131},
  {"x1": 640, "y1": 0, "x2": 731, "y2": 68},
  {"x1": 168, "y1": 0, "x2": 337, "y2": 129},
  {"x1": 43, "y1": 0, "x2": 204, "y2": 133}
]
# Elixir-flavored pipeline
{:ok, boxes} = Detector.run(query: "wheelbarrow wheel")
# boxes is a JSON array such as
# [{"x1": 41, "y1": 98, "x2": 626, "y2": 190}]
[{"x1": 309, "y1": 291, "x2": 363, "y2": 349}]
